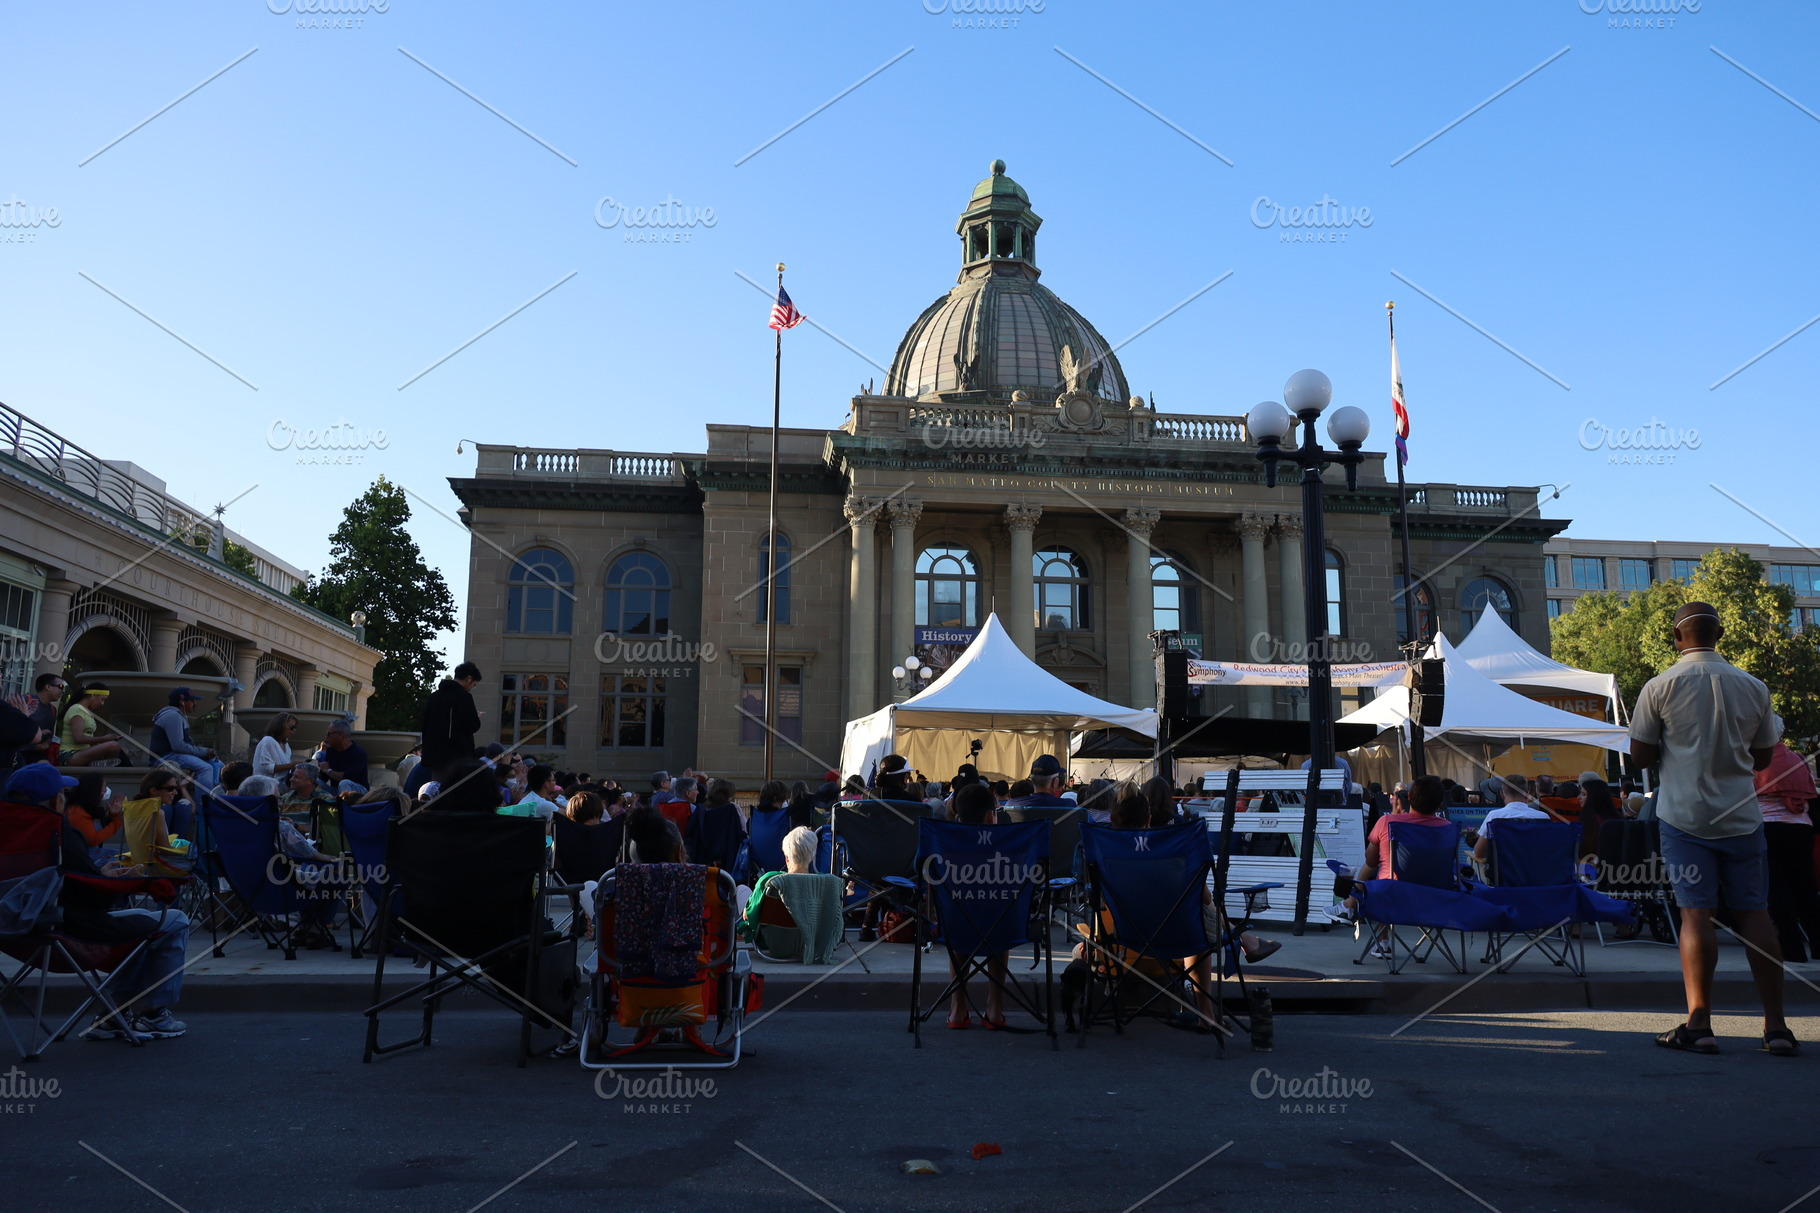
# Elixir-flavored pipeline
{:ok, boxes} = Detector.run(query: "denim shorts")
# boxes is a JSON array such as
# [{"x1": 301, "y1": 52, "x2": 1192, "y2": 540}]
[{"x1": 1657, "y1": 820, "x2": 1769, "y2": 912}]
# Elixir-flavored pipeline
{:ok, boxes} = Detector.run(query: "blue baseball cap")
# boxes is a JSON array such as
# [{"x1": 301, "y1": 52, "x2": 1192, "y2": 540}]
[{"x1": 4, "y1": 762, "x2": 80, "y2": 801}]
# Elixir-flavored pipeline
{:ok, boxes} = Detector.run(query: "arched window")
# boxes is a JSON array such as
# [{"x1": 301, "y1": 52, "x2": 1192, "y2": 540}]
[
  {"x1": 757, "y1": 534, "x2": 791, "y2": 625},
  {"x1": 1460, "y1": 576, "x2": 1517, "y2": 631},
  {"x1": 604, "y1": 552, "x2": 671, "y2": 636},
  {"x1": 1394, "y1": 574, "x2": 1436, "y2": 646},
  {"x1": 1034, "y1": 546, "x2": 1089, "y2": 631},
  {"x1": 1324, "y1": 551, "x2": 1345, "y2": 636},
  {"x1": 507, "y1": 547, "x2": 574, "y2": 635},
  {"x1": 1151, "y1": 553, "x2": 1199, "y2": 637},
  {"x1": 916, "y1": 545, "x2": 980, "y2": 628}
]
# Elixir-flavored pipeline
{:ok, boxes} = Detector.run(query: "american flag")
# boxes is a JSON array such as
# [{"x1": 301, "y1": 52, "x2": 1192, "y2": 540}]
[
  {"x1": 1390, "y1": 325, "x2": 1410, "y2": 467},
  {"x1": 768, "y1": 285, "x2": 803, "y2": 331}
]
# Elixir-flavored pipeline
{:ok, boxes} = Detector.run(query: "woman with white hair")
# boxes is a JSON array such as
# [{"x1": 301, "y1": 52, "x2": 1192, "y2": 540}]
[{"x1": 736, "y1": 826, "x2": 820, "y2": 940}]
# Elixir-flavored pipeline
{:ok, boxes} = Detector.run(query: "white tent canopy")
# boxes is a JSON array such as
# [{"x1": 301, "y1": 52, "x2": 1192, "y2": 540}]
[
  {"x1": 1336, "y1": 635, "x2": 1632, "y2": 754},
  {"x1": 1452, "y1": 608, "x2": 1623, "y2": 717},
  {"x1": 839, "y1": 613, "x2": 1158, "y2": 781}
]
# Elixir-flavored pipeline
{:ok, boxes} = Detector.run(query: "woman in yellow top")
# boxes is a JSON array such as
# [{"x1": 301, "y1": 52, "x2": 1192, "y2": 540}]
[{"x1": 58, "y1": 682, "x2": 125, "y2": 767}]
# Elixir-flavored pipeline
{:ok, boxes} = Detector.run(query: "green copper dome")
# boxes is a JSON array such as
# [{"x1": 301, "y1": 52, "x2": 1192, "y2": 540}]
[{"x1": 885, "y1": 161, "x2": 1129, "y2": 403}]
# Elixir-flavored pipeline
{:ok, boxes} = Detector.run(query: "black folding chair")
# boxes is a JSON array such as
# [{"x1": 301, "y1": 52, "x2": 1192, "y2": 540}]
[
  {"x1": 831, "y1": 798, "x2": 932, "y2": 935},
  {"x1": 363, "y1": 813, "x2": 583, "y2": 1067}
]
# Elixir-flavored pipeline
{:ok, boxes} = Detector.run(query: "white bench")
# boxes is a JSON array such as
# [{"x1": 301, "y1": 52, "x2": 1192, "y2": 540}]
[{"x1": 1193, "y1": 769, "x2": 1364, "y2": 923}]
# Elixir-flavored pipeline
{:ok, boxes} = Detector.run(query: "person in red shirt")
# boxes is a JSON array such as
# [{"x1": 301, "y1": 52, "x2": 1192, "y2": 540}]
[
  {"x1": 658, "y1": 775, "x2": 697, "y2": 833},
  {"x1": 1326, "y1": 775, "x2": 1451, "y2": 956}
]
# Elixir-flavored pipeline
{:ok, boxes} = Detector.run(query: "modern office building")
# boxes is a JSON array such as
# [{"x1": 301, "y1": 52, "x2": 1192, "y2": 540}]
[{"x1": 1543, "y1": 537, "x2": 1820, "y2": 627}]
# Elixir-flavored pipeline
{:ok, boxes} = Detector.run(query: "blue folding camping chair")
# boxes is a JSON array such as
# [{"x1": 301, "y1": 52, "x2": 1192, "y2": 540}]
[
  {"x1": 1473, "y1": 818, "x2": 1632, "y2": 976},
  {"x1": 904, "y1": 818, "x2": 1061, "y2": 1048},
  {"x1": 746, "y1": 805, "x2": 792, "y2": 878},
  {"x1": 1346, "y1": 820, "x2": 1510, "y2": 974},
  {"x1": 1075, "y1": 823, "x2": 1240, "y2": 1051},
  {"x1": 340, "y1": 795, "x2": 402, "y2": 960},
  {"x1": 200, "y1": 794, "x2": 347, "y2": 959}
]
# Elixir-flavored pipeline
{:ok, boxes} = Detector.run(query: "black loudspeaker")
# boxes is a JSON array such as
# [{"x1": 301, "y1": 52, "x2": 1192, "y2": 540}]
[
  {"x1": 1159, "y1": 650, "x2": 1190, "y2": 718},
  {"x1": 1408, "y1": 658, "x2": 1445, "y2": 727}
]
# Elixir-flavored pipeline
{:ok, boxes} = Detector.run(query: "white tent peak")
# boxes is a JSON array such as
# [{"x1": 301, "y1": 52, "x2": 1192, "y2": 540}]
[
  {"x1": 1337, "y1": 630, "x2": 1631, "y2": 753},
  {"x1": 1453, "y1": 608, "x2": 1622, "y2": 714},
  {"x1": 839, "y1": 613, "x2": 1157, "y2": 778}
]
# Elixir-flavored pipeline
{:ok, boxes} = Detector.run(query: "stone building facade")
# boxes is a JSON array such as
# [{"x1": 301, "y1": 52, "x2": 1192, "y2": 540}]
[
  {"x1": 0, "y1": 401, "x2": 379, "y2": 743},
  {"x1": 451, "y1": 163, "x2": 1565, "y2": 784}
]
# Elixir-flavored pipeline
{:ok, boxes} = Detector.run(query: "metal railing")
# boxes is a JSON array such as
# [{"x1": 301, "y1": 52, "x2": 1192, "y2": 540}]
[{"x1": 0, "y1": 400, "x2": 215, "y2": 546}]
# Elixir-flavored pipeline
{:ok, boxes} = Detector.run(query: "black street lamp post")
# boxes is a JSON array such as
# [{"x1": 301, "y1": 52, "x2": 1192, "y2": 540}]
[{"x1": 1247, "y1": 370, "x2": 1370, "y2": 934}]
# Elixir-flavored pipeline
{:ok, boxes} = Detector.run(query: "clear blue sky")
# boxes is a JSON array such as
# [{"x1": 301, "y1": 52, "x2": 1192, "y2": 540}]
[{"x1": 5, "y1": 1, "x2": 1817, "y2": 663}]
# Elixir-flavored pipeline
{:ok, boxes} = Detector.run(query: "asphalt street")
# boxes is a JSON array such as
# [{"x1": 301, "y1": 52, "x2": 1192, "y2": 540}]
[{"x1": 4, "y1": 1005, "x2": 1816, "y2": 1213}]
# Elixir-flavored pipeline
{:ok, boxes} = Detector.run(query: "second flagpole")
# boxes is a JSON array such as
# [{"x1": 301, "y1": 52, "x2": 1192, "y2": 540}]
[{"x1": 763, "y1": 263, "x2": 784, "y2": 783}]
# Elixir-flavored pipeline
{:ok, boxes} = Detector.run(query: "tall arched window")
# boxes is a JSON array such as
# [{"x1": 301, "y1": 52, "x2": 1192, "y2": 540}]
[
  {"x1": 916, "y1": 545, "x2": 979, "y2": 628},
  {"x1": 1460, "y1": 576, "x2": 1516, "y2": 631},
  {"x1": 1324, "y1": 550, "x2": 1345, "y2": 636},
  {"x1": 604, "y1": 552, "x2": 671, "y2": 636},
  {"x1": 507, "y1": 547, "x2": 574, "y2": 634},
  {"x1": 1151, "y1": 552, "x2": 1199, "y2": 637},
  {"x1": 1034, "y1": 546, "x2": 1090, "y2": 631},
  {"x1": 1394, "y1": 574, "x2": 1436, "y2": 646},
  {"x1": 757, "y1": 534, "x2": 791, "y2": 625}
]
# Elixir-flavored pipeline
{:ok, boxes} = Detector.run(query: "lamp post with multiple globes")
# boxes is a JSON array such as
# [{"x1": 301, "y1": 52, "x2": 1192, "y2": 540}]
[{"x1": 1246, "y1": 369, "x2": 1370, "y2": 933}]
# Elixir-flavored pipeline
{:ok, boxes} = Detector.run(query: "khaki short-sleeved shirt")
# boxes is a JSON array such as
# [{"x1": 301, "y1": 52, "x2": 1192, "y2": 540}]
[{"x1": 1629, "y1": 651, "x2": 1779, "y2": 838}]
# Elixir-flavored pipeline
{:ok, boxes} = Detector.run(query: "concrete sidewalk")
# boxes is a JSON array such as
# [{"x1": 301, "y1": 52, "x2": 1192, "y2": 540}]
[{"x1": 142, "y1": 918, "x2": 1820, "y2": 1017}]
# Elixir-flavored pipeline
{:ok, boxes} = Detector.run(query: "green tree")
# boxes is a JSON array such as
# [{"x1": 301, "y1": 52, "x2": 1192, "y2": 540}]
[
  {"x1": 1551, "y1": 549, "x2": 1820, "y2": 747},
  {"x1": 293, "y1": 477, "x2": 456, "y2": 730}
]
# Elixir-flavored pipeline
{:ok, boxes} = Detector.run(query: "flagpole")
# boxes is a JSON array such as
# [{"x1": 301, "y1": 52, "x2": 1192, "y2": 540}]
[
  {"x1": 1389, "y1": 300, "x2": 1427, "y2": 781},
  {"x1": 763, "y1": 263, "x2": 785, "y2": 784}
]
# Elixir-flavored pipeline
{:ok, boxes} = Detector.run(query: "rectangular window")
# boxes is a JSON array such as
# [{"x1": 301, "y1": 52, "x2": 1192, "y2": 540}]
[
  {"x1": 599, "y1": 673, "x2": 665, "y2": 748},
  {"x1": 1669, "y1": 558, "x2": 1698, "y2": 584},
  {"x1": 312, "y1": 685, "x2": 350, "y2": 713},
  {"x1": 499, "y1": 672, "x2": 569, "y2": 748},
  {"x1": 739, "y1": 664, "x2": 802, "y2": 747},
  {"x1": 1325, "y1": 563, "x2": 1345, "y2": 636},
  {"x1": 1547, "y1": 599, "x2": 1563, "y2": 621},
  {"x1": 1618, "y1": 558, "x2": 1652, "y2": 592},
  {"x1": 1571, "y1": 557, "x2": 1606, "y2": 590},
  {"x1": 0, "y1": 581, "x2": 36, "y2": 698},
  {"x1": 1770, "y1": 564, "x2": 1820, "y2": 597},
  {"x1": 1543, "y1": 556, "x2": 1558, "y2": 589}
]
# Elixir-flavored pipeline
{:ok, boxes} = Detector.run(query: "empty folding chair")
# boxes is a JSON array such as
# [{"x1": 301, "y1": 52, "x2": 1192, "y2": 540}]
[
  {"x1": 339, "y1": 794, "x2": 402, "y2": 960},
  {"x1": 364, "y1": 812, "x2": 584, "y2": 1067}
]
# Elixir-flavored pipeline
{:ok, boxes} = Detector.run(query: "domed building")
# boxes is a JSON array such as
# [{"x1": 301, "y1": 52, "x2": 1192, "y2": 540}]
[{"x1": 450, "y1": 161, "x2": 1562, "y2": 786}]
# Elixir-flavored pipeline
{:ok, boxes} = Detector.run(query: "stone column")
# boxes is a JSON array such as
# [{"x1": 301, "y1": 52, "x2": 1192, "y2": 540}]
[
  {"x1": 229, "y1": 642, "x2": 262, "y2": 757},
  {"x1": 844, "y1": 495, "x2": 882, "y2": 721},
  {"x1": 33, "y1": 578, "x2": 78, "y2": 682},
  {"x1": 295, "y1": 666, "x2": 320, "y2": 712},
  {"x1": 1003, "y1": 504, "x2": 1042, "y2": 657},
  {"x1": 148, "y1": 615, "x2": 184, "y2": 673},
  {"x1": 1237, "y1": 513, "x2": 1273, "y2": 719},
  {"x1": 887, "y1": 499, "x2": 923, "y2": 675},
  {"x1": 1276, "y1": 514, "x2": 1307, "y2": 720},
  {"x1": 1123, "y1": 508, "x2": 1161, "y2": 708}
]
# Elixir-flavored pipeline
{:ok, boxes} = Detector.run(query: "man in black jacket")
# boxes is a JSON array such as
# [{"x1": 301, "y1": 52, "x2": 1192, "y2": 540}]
[{"x1": 413, "y1": 662, "x2": 481, "y2": 794}]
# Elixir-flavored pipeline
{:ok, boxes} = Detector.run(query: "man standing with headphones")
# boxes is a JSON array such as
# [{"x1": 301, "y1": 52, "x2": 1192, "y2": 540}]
[{"x1": 1630, "y1": 601, "x2": 1791, "y2": 1057}]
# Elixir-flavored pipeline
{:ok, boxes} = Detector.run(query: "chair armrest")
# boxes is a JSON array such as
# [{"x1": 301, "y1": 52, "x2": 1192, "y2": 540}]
[
  {"x1": 882, "y1": 876, "x2": 916, "y2": 890},
  {"x1": 1046, "y1": 877, "x2": 1078, "y2": 890}
]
